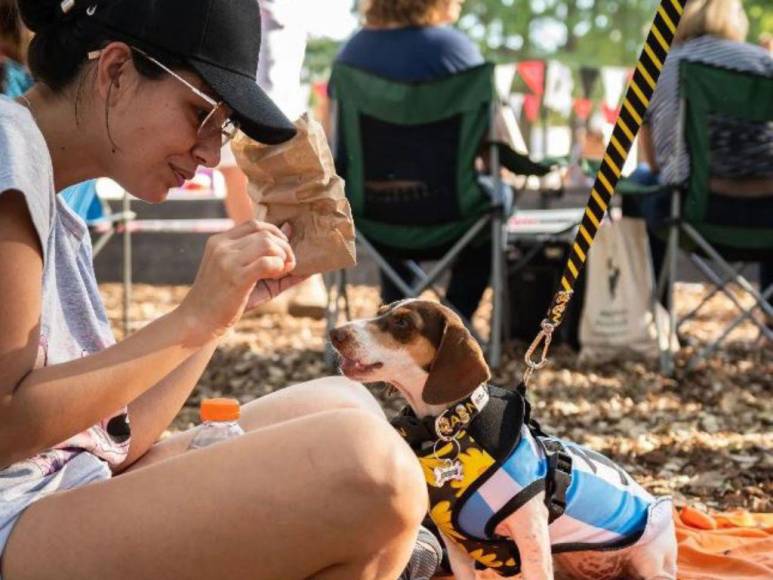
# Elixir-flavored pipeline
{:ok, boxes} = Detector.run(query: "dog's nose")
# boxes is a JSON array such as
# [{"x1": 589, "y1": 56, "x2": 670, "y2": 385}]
[{"x1": 329, "y1": 327, "x2": 351, "y2": 348}]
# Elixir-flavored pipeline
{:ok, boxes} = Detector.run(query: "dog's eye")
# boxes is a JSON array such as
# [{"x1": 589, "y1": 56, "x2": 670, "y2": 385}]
[{"x1": 393, "y1": 316, "x2": 412, "y2": 330}]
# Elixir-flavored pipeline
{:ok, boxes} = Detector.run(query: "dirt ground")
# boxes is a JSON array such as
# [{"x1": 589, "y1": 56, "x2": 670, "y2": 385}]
[{"x1": 100, "y1": 282, "x2": 772, "y2": 513}]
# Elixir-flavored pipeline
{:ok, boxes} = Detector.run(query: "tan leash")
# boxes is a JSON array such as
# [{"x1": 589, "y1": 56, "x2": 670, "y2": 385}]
[{"x1": 523, "y1": 0, "x2": 687, "y2": 385}]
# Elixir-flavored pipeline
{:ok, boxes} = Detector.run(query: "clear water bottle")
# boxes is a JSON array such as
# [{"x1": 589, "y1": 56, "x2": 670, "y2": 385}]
[{"x1": 188, "y1": 398, "x2": 245, "y2": 449}]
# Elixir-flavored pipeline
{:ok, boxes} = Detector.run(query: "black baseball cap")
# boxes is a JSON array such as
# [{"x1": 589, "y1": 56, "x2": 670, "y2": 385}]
[{"x1": 87, "y1": 0, "x2": 297, "y2": 144}]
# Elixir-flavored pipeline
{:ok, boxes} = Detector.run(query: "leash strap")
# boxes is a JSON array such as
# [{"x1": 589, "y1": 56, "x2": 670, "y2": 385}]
[{"x1": 524, "y1": 0, "x2": 687, "y2": 385}]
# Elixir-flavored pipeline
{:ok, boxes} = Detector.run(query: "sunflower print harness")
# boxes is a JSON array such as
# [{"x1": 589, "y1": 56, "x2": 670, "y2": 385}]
[{"x1": 391, "y1": 385, "x2": 657, "y2": 577}]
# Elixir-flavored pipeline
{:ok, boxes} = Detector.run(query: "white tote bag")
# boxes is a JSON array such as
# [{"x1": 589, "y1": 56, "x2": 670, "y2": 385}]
[{"x1": 579, "y1": 217, "x2": 678, "y2": 363}]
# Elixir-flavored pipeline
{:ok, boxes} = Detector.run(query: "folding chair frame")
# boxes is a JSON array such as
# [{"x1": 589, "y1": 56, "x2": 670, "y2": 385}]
[
  {"x1": 659, "y1": 188, "x2": 773, "y2": 373},
  {"x1": 655, "y1": 62, "x2": 773, "y2": 374},
  {"x1": 325, "y1": 90, "x2": 509, "y2": 368}
]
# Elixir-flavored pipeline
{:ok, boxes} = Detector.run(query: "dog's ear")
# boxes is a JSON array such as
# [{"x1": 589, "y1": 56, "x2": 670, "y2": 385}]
[{"x1": 423, "y1": 319, "x2": 490, "y2": 405}]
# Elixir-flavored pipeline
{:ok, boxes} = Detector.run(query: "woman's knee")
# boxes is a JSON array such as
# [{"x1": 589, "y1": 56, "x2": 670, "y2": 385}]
[
  {"x1": 321, "y1": 409, "x2": 427, "y2": 530},
  {"x1": 292, "y1": 375, "x2": 385, "y2": 417}
]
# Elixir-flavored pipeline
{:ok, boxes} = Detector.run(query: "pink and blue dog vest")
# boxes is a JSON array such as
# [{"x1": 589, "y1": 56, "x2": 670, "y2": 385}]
[{"x1": 392, "y1": 385, "x2": 664, "y2": 576}]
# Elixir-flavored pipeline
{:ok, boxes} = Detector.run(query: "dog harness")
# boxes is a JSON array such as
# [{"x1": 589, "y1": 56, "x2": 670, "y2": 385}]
[{"x1": 392, "y1": 385, "x2": 657, "y2": 577}]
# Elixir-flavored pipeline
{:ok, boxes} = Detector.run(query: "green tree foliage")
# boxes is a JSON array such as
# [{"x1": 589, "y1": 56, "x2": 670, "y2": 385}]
[
  {"x1": 304, "y1": 0, "x2": 771, "y2": 78},
  {"x1": 459, "y1": 0, "x2": 771, "y2": 66}
]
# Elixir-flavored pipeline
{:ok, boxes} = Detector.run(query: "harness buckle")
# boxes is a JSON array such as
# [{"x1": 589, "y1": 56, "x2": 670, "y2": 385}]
[{"x1": 542, "y1": 439, "x2": 573, "y2": 524}]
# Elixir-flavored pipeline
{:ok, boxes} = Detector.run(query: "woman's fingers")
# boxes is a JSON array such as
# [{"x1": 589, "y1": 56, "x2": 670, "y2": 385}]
[
  {"x1": 232, "y1": 232, "x2": 295, "y2": 269},
  {"x1": 178, "y1": 220, "x2": 299, "y2": 341},
  {"x1": 243, "y1": 256, "x2": 290, "y2": 282}
]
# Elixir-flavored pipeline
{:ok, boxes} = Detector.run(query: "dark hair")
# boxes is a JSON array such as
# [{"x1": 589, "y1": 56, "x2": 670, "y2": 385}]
[{"x1": 18, "y1": 0, "x2": 186, "y2": 92}]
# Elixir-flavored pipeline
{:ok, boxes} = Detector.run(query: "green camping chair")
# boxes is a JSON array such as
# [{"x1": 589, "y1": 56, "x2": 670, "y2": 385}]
[
  {"x1": 630, "y1": 61, "x2": 773, "y2": 373},
  {"x1": 326, "y1": 63, "x2": 553, "y2": 367}
]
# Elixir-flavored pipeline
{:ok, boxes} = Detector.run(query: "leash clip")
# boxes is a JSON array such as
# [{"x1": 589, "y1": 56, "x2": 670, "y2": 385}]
[{"x1": 523, "y1": 319, "x2": 555, "y2": 385}]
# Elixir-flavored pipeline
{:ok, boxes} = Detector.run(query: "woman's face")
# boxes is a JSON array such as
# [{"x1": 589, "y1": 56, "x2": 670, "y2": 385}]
[{"x1": 97, "y1": 50, "x2": 228, "y2": 203}]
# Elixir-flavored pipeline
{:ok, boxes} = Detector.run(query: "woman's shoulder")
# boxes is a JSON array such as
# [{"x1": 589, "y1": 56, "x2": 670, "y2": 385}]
[
  {"x1": 0, "y1": 97, "x2": 43, "y2": 149},
  {"x1": 422, "y1": 26, "x2": 484, "y2": 64},
  {"x1": 335, "y1": 25, "x2": 483, "y2": 82},
  {"x1": 0, "y1": 98, "x2": 52, "y2": 183},
  {"x1": 0, "y1": 96, "x2": 29, "y2": 124},
  {"x1": 340, "y1": 25, "x2": 479, "y2": 53},
  {"x1": 680, "y1": 36, "x2": 773, "y2": 75},
  {"x1": 0, "y1": 97, "x2": 56, "y2": 246}
]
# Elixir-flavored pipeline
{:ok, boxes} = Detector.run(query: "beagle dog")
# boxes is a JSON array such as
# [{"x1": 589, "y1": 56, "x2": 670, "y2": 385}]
[{"x1": 330, "y1": 299, "x2": 677, "y2": 580}]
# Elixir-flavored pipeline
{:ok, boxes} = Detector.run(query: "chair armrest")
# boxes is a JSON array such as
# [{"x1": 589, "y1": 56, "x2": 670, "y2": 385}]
[
  {"x1": 487, "y1": 141, "x2": 557, "y2": 177},
  {"x1": 615, "y1": 180, "x2": 669, "y2": 197}
]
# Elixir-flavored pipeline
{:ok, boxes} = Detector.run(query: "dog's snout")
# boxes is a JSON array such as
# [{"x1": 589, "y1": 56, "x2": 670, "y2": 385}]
[{"x1": 329, "y1": 327, "x2": 352, "y2": 348}]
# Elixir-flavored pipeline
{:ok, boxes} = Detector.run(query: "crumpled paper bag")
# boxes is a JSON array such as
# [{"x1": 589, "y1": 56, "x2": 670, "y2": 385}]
[{"x1": 231, "y1": 114, "x2": 356, "y2": 276}]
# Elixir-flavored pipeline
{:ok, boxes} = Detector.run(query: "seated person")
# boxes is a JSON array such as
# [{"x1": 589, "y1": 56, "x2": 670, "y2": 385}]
[
  {"x1": 0, "y1": 0, "x2": 33, "y2": 98},
  {"x1": 629, "y1": 0, "x2": 772, "y2": 291},
  {"x1": 0, "y1": 1, "x2": 428, "y2": 578},
  {"x1": 334, "y1": 0, "x2": 491, "y2": 321}
]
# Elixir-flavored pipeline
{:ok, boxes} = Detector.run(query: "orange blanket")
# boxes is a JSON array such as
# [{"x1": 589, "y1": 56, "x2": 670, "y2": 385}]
[{"x1": 676, "y1": 506, "x2": 773, "y2": 579}]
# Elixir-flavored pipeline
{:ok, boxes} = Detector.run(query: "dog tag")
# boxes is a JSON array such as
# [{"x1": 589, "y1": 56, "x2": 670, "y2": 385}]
[{"x1": 434, "y1": 460, "x2": 464, "y2": 487}]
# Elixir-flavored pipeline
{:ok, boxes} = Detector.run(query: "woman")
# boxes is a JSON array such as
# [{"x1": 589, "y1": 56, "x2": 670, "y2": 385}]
[
  {"x1": 0, "y1": 0, "x2": 32, "y2": 97},
  {"x1": 334, "y1": 0, "x2": 491, "y2": 321},
  {"x1": 338, "y1": 0, "x2": 477, "y2": 83},
  {"x1": 633, "y1": 0, "x2": 772, "y2": 291},
  {"x1": 0, "y1": 1, "x2": 426, "y2": 579}
]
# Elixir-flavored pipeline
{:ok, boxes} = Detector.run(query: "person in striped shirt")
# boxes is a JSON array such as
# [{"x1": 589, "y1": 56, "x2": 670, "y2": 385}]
[{"x1": 629, "y1": 0, "x2": 772, "y2": 294}]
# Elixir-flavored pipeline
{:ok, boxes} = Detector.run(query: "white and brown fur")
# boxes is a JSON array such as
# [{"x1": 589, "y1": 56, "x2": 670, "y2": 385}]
[{"x1": 330, "y1": 299, "x2": 677, "y2": 580}]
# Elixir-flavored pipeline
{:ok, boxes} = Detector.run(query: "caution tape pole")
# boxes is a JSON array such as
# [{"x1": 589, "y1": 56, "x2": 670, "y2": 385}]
[{"x1": 523, "y1": 0, "x2": 687, "y2": 385}]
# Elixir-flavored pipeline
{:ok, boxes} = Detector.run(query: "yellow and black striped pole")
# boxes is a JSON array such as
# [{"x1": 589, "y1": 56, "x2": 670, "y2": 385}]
[{"x1": 523, "y1": 0, "x2": 687, "y2": 384}]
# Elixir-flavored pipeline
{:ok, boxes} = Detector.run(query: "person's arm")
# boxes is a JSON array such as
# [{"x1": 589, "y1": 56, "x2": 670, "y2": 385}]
[
  {"x1": 119, "y1": 339, "x2": 219, "y2": 469},
  {"x1": 639, "y1": 124, "x2": 659, "y2": 173},
  {"x1": 0, "y1": 191, "x2": 298, "y2": 469}
]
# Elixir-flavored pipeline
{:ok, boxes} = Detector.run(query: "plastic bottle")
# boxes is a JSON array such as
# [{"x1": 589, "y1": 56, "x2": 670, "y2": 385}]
[{"x1": 188, "y1": 398, "x2": 245, "y2": 449}]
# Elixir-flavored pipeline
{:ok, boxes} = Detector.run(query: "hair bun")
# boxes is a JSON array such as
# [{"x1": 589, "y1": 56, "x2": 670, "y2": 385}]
[{"x1": 18, "y1": 0, "x2": 90, "y2": 33}]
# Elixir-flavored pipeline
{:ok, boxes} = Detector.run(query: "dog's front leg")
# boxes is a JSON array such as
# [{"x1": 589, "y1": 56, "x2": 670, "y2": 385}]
[
  {"x1": 439, "y1": 531, "x2": 477, "y2": 580},
  {"x1": 495, "y1": 493, "x2": 554, "y2": 580}
]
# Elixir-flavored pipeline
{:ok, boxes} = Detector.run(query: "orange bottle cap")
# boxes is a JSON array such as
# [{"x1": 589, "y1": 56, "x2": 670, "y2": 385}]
[{"x1": 200, "y1": 398, "x2": 241, "y2": 422}]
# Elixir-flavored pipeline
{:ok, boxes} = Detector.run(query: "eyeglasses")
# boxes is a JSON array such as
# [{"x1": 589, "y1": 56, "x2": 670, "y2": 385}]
[{"x1": 88, "y1": 47, "x2": 240, "y2": 146}]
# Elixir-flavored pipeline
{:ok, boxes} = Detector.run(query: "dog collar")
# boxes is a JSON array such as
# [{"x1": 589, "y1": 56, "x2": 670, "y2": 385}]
[{"x1": 434, "y1": 385, "x2": 490, "y2": 441}]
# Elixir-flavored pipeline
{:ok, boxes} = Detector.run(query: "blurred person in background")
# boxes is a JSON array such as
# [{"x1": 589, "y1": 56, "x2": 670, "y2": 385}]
[
  {"x1": 759, "y1": 32, "x2": 773, "y2": 54},
  {"x1": 219, "y1": 0, "x2": 310, "y2": 224},
  {"x1": 219, "y1": 0, "x2": 329, "y2": 320},
  {"x1": 333, "y1": 0, "x2": 492, "y2": 321},
  {"x1": 0, "y1": 0, "x2": 33, "y2": 97},
  {"x1": 338, "y1": 0, "x2": 478, "y2": 83},
  {"x1": 629, "y1": 0, "x2": 772, "y2": 295}
]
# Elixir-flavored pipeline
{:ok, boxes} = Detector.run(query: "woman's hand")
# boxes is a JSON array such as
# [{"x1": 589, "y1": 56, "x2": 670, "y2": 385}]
[{"x1": 176, "y1": 220, "x2": 299, "y2": 344}]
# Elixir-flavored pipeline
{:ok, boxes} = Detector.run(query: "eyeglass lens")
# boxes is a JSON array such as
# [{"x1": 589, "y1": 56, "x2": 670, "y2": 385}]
[{"x1": 197, "y1": 104, "x2": 238, "y2": 145}]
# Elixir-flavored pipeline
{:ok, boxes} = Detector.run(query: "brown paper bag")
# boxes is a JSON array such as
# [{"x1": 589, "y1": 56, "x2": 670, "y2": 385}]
[{"x1": 231, "y1": 114, "x2": 356, "y2": 276}]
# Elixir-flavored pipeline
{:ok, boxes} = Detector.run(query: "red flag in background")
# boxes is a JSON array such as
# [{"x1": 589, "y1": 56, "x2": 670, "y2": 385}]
[
  {"x1": 573, "y1": 98, "x2": 593, "y2": 121},
  {"x1": 523, "y1": 93, "x2": 542, "y2": 122},
  {"x1": 518, "y1": 60, "x2": 545, "y2": 95},
  {"x1": 602, "y1": 102, "x2": 621, "y2": 124},
  {"x1": 312, "y1": 81, "x2": 328, "y2": 100}
]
